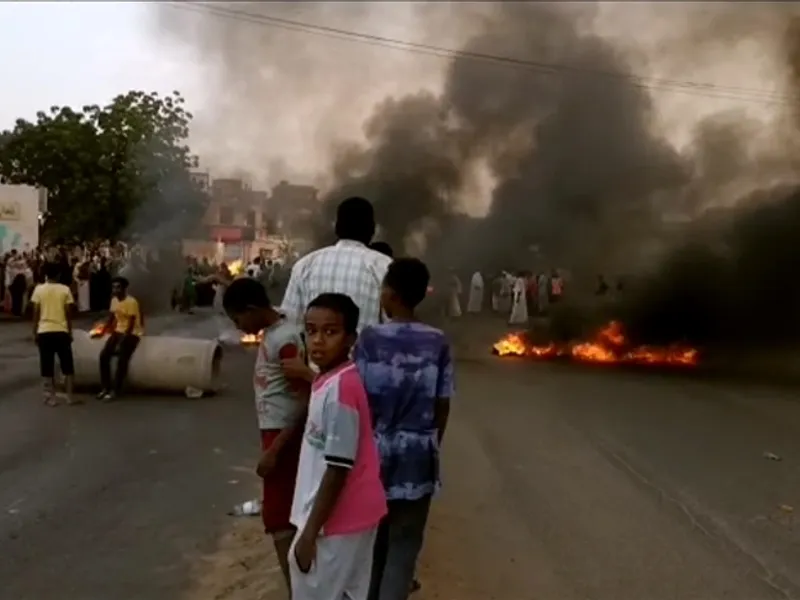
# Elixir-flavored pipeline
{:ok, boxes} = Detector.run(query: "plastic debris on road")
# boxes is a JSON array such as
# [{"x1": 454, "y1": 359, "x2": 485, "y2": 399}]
[
  {"x1": 185, "y1": 386, "x2": 204, "y2": 398},
  {"x1": 229, "y1": 499, "x2": 262, "y2": 517},
  {"x1": 762, "y1": 451, "x2": 782, "y2": 461}
]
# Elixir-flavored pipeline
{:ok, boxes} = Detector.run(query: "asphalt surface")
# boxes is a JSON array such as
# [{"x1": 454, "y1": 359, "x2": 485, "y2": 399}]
[
  {"x1": 0, "y1": 312, "x2": 260, "y2": 600},
  {"x1": 435, "y1": 356, "x2": 800, "y2": 600},
  {"x1": 1, "y1": 314, "x2": 799, "y2": 600}
]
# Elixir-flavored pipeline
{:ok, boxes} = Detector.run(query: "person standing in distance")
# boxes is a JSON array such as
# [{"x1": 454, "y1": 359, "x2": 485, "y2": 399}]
[
  {"x1": 31, "y1": 262, "x2": 78, "y2": 406},
  {"x1": 280, "y1": 197, "x2": 391, "y2": 381}
]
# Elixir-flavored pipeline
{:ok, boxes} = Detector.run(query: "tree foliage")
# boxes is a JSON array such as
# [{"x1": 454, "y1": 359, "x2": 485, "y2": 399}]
[{"x1": 0, "y1": 90, "x2": 207, "y2": 242}]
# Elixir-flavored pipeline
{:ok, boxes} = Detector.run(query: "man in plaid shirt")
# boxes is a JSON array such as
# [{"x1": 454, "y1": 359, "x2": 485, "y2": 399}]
[{"x1": 281, "y1": 197, "x2": 391, "y2": 334}]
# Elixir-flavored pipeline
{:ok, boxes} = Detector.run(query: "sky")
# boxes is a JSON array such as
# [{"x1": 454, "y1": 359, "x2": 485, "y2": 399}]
[
  {"x1": 0, "y1": 2, "x2": 199, "y2": 130},
  {"x1": 0, "y1": 1, "x2": 783, "y2": 189}
]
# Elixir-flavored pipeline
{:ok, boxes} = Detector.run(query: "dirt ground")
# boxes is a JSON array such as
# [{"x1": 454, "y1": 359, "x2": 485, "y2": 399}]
[
  {"x1": 182, "y1": 317, "x2": 509, "y2": 600},
  {"x1": 183, "y1": 461, "x2": 518, "y2": 600}
]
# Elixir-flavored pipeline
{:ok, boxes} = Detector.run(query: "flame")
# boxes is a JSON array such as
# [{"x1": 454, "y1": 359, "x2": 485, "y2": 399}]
[
  {"x1": 241, "y1": 330, "x2": 264, "y2": 346},
  {"x1": 229, "y1": 259, "x2": 244, "y2": 276},
  {"x1": 89, "y1": 321, "x2": 107, "y2": 338},
  {"x1": 493, "y1": 321, "x2": 699, "y2": 367}
]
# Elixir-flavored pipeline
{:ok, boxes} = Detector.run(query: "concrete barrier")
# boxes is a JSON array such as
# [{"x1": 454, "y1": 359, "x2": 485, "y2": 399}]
[{"x1": 71, "y1": 330, "x2": 223, "y2": 394}]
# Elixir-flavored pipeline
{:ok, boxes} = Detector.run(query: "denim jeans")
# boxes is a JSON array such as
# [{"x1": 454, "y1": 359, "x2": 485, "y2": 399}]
[{"x1": 368, "y1": 495, "x2": 432, "y2": 600}]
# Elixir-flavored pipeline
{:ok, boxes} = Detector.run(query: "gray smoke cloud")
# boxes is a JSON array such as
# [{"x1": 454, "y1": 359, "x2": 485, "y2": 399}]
[{"x1": 152, "y1": 2, "x2": 800, "y2": 347}]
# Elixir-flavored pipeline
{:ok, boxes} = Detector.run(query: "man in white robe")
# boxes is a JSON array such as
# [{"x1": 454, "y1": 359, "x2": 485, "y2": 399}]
[
  {"x1": 467, "y1": 271, "x2": 484, "y2": 313},
  {"x1": 509, "y1": 273, "x2": 529, "y2": 325}
]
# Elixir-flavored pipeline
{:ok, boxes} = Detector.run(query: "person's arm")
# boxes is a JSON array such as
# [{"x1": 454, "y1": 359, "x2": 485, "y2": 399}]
[
  {"x1": 279, "y1": 331, "x2": 316, "y2": 384},
  {"x1": 30, "y1": 286, "x2": 40, "y2": 339},
  {"x1": 124, "y1": 300, "x2": 137, "y2": 335},
  {"x1": 435, "y1": 339, "x2": 455, "y2": 445},
  {"x1": 352, "y1": 331, "x2": 377, "y2": 422},
  {"x1": 65, "y1": 288, "x2": 75, "y2": 337},
  {"x1": 299, "y1": 381, "x2": 360, "y2": 540},
  {"x1": 279, "y1": 340, "x2": 311, "y2": 403},
  {"x1": 104, "y1": 299, "x2": 117, "y2": 334}
]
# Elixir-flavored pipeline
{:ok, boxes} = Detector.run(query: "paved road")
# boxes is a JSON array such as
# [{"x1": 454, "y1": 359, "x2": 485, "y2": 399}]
[
  {"x1": 425, "y1": 358, "x2": 800, "y2": 600},
  {"x1": 2, "y1": 314, "x2": 800, "y2": 600},
  {"x1": 0, "y1": 313, "x2": 261, "y2": 600}
]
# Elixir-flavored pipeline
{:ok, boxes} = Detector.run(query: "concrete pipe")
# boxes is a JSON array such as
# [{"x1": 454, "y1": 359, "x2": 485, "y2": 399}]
[{"x1": 70, "y1": 330, "x2": 223, "y2": 394}]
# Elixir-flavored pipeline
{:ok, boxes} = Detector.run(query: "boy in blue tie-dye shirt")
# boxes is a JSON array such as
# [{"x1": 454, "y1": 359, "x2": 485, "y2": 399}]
[{"x1": 353, "y1": 257, "x2": 454, "y2": 600}]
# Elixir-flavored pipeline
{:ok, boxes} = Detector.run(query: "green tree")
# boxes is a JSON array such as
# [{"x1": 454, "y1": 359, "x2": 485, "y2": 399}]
[{"x1": 0, "y1": 90, "x2": 207, "y2": 242}]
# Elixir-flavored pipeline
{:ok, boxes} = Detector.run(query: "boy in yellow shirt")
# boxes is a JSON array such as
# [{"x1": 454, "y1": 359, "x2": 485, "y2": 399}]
[
  {"x1": 31, "y1": 262, "x2": 77, "y2": 406},
  {"x1": 97, "y1": 276, "x2": 144, "y2": 401}
]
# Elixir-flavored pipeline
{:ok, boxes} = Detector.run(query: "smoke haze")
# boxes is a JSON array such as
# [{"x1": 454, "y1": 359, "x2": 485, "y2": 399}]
[{"x1": 152, "y1": 2, "x2": 800, "y2": 347}]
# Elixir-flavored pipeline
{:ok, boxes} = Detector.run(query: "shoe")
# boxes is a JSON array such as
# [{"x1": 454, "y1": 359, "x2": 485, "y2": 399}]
[
  {"x1": 100, "y1": 391, "x2": 116, "y2": 402},
  {"x1": 96, "y1": 389, "x2": 109, "y2": 400}
]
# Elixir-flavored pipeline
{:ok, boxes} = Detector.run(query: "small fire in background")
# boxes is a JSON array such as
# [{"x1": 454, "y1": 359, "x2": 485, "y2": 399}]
[
  {"x1": 493, "y1": 321, "x2": 699, "y2": 367},
  {"x1": 241, "y1": 330, "x2": 264, "y2": 346},
  {"x1": 89, "y1": 322, "x2": 107, "y2": 338},
  {"x1": 228, "y1": 259, "x2": 244, "y2": 276}
]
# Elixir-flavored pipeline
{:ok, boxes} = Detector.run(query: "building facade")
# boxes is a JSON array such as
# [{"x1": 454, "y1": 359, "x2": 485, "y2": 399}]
[{"x1": 182, "y1": 175, "x2": 314, "y2": 264}]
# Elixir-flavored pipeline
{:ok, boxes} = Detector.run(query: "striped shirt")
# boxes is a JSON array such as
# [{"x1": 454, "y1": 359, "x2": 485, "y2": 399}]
[{"x1": 280, "y1": 240, "x2": 392, "y2": 333}]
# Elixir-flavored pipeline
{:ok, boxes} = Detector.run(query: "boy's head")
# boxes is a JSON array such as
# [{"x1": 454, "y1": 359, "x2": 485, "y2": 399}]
[
  {"x1": 111, "y1": 276, "x2": 129, "y2": 299},
  {"x1": 381, "y1": 258, "x2": 430, "y2": 318},
  {"x1": 44, "y1": 262, "x2": 61, "y2": 281},
  {"x1": 305, "y1": 293, "x2": 359, "y2": 370},
  {"x1": 370, "y1": 241, "x2": 393, "y2": 258},
  {"x1": 222, "y1": 277, "x2": 274, "y2": 334}
]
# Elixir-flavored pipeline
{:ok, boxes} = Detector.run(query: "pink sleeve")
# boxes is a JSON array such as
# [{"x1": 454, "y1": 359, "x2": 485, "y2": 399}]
[
  {"x1": 322, "y1": 369, "x2": 363, "y2": 468},
  {"x1": 337, "y1": 368, "x2": 367, "y2": 409}
]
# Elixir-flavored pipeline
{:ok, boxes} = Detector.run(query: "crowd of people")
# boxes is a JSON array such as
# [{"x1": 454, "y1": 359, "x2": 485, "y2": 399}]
[
  {"x1": 442, "y1": 268, "x2": 567, "y2": 325},
  {"x1": 225, "y1": 196, "x2": 452, "y2": 600},
  {"x1": 0, "y1": 241, "x2": 157, "y2": 319}
]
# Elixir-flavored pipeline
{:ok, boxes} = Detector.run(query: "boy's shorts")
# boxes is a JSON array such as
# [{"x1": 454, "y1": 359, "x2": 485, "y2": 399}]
[
  {"x1": 290, "y1": 526, "x2": 378, "y2": 600},
  {"x1": 260, "y1": 428, "x2": 303, "y2": 534}
]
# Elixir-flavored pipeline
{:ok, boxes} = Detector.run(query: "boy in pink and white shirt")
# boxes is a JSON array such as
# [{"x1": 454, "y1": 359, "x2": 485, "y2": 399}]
[{"x1": 290, "y1": 293, "x2": 387, "y2": 600}]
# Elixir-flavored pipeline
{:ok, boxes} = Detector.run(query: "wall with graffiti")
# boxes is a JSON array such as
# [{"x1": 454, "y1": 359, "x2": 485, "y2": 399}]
[{"x1": 0, "y1": 184, "x2": 39, "y2": 254}]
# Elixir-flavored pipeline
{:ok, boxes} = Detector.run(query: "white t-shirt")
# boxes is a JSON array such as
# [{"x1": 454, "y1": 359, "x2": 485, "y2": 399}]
[
  {"x1": 253, "y1": 317, "x2": 306, "y2": 429},
  {"x1": 290, "y1": 362, "x2": 386, "y2": 536}
]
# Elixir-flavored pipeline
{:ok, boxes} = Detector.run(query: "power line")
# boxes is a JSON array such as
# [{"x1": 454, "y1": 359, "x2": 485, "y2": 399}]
[{"x1": 165, "y1": 1, "x2": 797, "y2": 107}]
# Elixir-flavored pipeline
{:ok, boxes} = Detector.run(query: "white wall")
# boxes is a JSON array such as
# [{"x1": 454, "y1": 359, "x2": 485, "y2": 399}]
[{"x1": 0, "y1": 184, "x2": 39, "y2": 253}]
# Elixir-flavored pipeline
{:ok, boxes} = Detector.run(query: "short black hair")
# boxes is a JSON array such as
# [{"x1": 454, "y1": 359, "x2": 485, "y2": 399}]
[
  {"x1": 334, "y1": 197, "x2": 375, "y2": 244},
  {"x1": 306, "y1": 293, "x2": 359, "y2": 334},
  {"x1": 370, "y1": 241, "x2": 393, "y2": 258},
  {"x1": 111, "y1": 276, "x2": 129, "y2": 289},
  {"x1": 43, "y1": 262, "x2": 61, "y2": 280},
  {"x1": 223, "y1": 277, "x2": 271, "y2": 313},
  {"x1": 384, "y1": 258, "x2": 430, "y2": 309}
]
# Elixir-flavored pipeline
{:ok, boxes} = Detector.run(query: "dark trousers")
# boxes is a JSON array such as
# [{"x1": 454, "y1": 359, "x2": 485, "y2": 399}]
[
  {"x1": 10, "y1": 275, "x2": 26, "y2": 317},
  {"x1": 37, "y1": 332, "x2": 75, "y2": 378},
  {"x1": 368, "y1": 495, "x2": 432, "y2": 600},
  {"x1": 99, "y1": 332, "x2": 140, "y2": 393}
]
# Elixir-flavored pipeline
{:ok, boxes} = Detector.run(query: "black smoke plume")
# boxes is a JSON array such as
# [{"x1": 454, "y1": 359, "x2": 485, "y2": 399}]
[
  {"x1": 318, "y1": 4, "x2": 800, "y2": 349},
  {"x1": 319, "y1": 4, "x2": 687, "y2": 273},
  {"x1": 155, "y1": 3, "x2": 800, "y2": 348}
]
